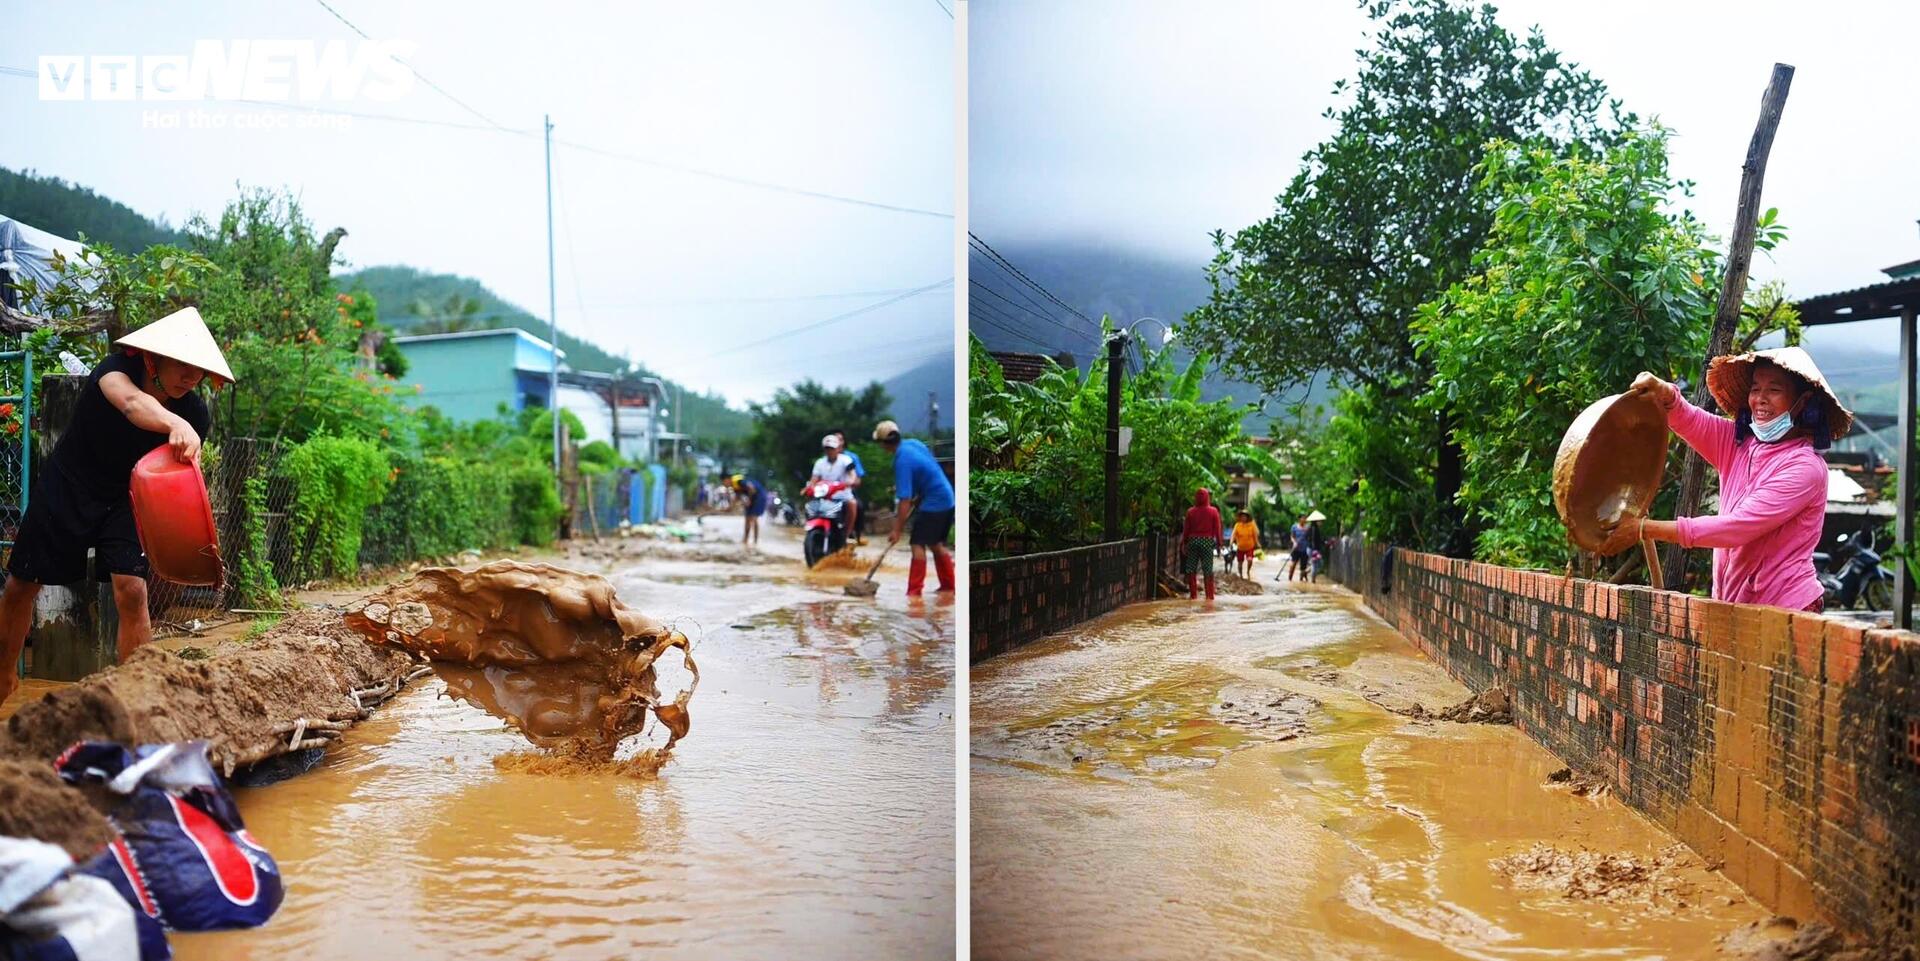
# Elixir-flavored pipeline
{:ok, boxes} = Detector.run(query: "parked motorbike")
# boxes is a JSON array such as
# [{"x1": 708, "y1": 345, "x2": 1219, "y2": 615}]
[
  {"x1": 1814, "y1": 528, "x2": 1896, "y2": 612},
  {"x1": 802, "y1": 480, "x2": 852, "y2": 567}
]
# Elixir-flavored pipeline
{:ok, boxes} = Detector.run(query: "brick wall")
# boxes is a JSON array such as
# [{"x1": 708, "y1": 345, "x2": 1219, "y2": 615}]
[
  {"x1": 970, "y1": 538, "x2": 1170, "y2": 663},
  {"x1": 1326, "y1": 537, "x2": 1919, "y2": 946}
]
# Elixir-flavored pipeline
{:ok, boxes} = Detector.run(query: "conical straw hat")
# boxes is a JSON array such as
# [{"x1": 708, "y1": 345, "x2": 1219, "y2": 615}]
[
  {"x1": 1704, "y1": 345, "x2": 1851, "y2": 440},
  {"x1": 1304, "y1": 510, "x2": 1327, "y2": 522},
  {"x1": 115, "y1": 306, "x2": 235, "y2": 384}
]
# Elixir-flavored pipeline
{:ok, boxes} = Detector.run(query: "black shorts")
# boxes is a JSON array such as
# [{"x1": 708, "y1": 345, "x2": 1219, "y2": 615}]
[
  {"x1": 7, "y1": 466, "x2": 148, "y2": 584},
  {"x1": 909, "y1": 508, "x2": 954, "y2": 547}
]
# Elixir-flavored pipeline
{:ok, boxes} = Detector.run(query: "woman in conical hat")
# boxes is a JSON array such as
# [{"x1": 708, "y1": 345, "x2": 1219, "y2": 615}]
[
  {"x1": 0, "y1": 306, "x2": 233, "y2": 699},
  {"x1": 1620, "y1": 346, "x2": 1851, "y2": 611}
]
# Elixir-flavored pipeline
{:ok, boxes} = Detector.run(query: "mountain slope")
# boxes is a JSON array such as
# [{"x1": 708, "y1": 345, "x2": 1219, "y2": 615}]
[
  {"x1": 338, "y1": 267, "x2": 752, "y2": 440},
  {"x1": 968, "y1": 242, "x2": 1338, "y2": 430},
  {"x1": 0, "y1": 167, "x2": 188, "y2": 252},
  {"x1": 878, "y1": 352, "x2": 956, "y2": 435}
]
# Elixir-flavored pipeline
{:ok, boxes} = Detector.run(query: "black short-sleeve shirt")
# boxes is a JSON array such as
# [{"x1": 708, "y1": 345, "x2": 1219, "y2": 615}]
[{"x1": 50, "y1": 352, "x2": 212, "y2": 499}]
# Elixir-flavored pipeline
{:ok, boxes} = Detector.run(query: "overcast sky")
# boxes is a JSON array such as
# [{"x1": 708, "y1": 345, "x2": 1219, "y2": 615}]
[
  {"x1": 971, "y1": 0, "x2": 1920, "y2": 356},
  {"x1": 3, "y1": 1, "x2": 954, "y2": 407}
]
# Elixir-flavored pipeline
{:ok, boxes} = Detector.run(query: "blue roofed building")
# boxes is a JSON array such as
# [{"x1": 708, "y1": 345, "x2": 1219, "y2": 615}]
[{"x1": 391, "y1": 328, "x2": 563, "y2": 422}]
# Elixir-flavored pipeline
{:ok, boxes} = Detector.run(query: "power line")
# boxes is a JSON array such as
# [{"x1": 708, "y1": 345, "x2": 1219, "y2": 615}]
[
  {"x1": 581, "y1": 287, "x2": 930, "y2": 309},
  {"x1": 707, "y1": 279, "x2": 952, "y2": 357},
  {"x1": 967, "y1": 232, "x2": 1098, "y2": 329},
  {"x1": 552, "y1": 137, "x2": 951, "y2": 220},
  {"x1": 310, "y1": 0, "x2": 515, "y2": 132},
  {"x1": 968, "y1": 247, "x2": 1092, "y2": 337},
  {"x1": 930, "y1": 0, "x2": 954, "y2": 18},
  {"x1": 974, "y1": 315, "x2": 1066, "y2": 357},
  {"x1": 968, "y1": 278, "x2": 1097, "y2": 343},
  {"x1": 969, "y1": 301, "x2": 1066, "y2": 355},
  {"x1": 0, "y1": 65, "x2": 951, "y2": 221}
]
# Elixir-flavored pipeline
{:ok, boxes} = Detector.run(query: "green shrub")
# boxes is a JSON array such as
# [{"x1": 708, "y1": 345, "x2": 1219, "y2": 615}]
[
  {"x1": 280, "y1": 434, "x2": 392, "y2": 580},
  {"x1": 507, "y1": 463, "x2": 564, "y2": 546}
]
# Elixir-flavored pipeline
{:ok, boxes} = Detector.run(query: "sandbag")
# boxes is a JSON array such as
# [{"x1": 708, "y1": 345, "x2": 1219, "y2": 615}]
[
  {"x1": 57, "y1": 742, "x2": 282, "y2": 953},
  {"x1": 0, "y1": 836, "x2": 140, "y2": 961}
]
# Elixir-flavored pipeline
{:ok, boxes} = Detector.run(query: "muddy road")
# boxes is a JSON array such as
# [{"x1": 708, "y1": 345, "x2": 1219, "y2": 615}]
[
  {"x1": 173, "y1": 522, "x2": 955, "y2": 960},
  {"x1": 971, "y1": 582, "x2": 1769, "y2": 961}
]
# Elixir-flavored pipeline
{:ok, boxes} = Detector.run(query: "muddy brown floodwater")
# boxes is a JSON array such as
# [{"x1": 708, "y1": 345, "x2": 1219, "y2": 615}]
[
  {"x1": 171, "y1": 524, "x2": 954, "y2": 961},
  {"x1": 971, "y1": 583, "x2": 1771, "y2": 961}
]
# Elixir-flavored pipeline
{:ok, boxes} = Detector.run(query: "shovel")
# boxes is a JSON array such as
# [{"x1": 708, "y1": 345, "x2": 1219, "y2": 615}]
[{"x1": 844, "y1": 541, "x2": 895, "y2": 597}]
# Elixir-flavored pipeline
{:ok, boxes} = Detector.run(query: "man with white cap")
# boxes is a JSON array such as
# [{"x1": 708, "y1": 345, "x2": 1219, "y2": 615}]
[
  {"x1": 809, "y1": 432, "x2": 860, "y2": 540},
  {"x1": 0, "y1": 307, "x2": 232, "y2": 700},
  {"x1": 1623, "y1": 346, "x2": 1851, "y2": 612},
  {"x1": 872, "y1": 419, "x2": 954, "y2": 596}
]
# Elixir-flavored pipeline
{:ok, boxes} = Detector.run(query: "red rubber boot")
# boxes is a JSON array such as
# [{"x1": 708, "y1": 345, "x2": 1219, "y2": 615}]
[
  {"x1": 934, "y1": 552, "x2": 955, "y2": 592},
  {"x1": 907, "y1": 557, "x2": 927, "y2": 597},
  {"x1": 1187, "y1": 574, "x2": 1198, "y2": 599},
  {"x1": 1205, "y1": 576, "x2": 1216, "y2": 600}
]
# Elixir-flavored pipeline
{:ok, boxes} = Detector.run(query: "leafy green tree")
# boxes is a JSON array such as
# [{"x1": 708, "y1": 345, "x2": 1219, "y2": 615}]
[
  {"x1": 746, "y1": 380, "x2": 892, "y2": 493},
  {"x1": 1184, "y1": 0, "x2": 1634, "y2": 553},
  {"x1": 1411, "y1": 127, "x2": 1794, "y2": 566},
  {"x1": 969, "y1": 327, "x2": 1284, "y2": 553}
]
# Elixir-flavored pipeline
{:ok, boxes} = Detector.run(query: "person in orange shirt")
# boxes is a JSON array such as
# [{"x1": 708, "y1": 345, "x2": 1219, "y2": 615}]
[{"x1": 1231, "y1": 510, "x2": 1260, "y2": 579}]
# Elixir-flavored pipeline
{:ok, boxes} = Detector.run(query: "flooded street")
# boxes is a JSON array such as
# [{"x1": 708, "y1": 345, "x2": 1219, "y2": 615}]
[
  {"x1": 173, "y1": 522, "x2": 955, "y2": 960},
  {"x1": 971, "y1": 581, "x2": 1768, "y2": 961}
]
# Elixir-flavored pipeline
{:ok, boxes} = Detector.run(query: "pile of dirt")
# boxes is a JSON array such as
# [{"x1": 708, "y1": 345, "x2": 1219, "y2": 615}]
[
  {"x1": 0, "y1": 760, "x2": 114, "y2": 860},
  {"x1": 1375, "y1": 685, "x2": 1513, "y2": 725},
  {"x1": 1721, "y1": 917, "x2": 1900, "y2": 961},
  {"x1": 0, "y1": 607, "x2": 420, "y2": 775},
  {"x1": 563, "y1": 538, "x2": 758, "y2": 567},
  {"x1": 1546, "y1": 766, "x2": 1611, "y2": 798},
  {"x1": 1214, "y1": 573, "x2": 1265, "y2": 596},
  {"x1": 344, "y1": 561, "x2": 697, "y2": 766},
  {"x1": 1491, "y1": 843, "x2": 1699, "y2": 906},
  {"x1": 0, "y1": 606, "x2": 425, "y2": 856}
]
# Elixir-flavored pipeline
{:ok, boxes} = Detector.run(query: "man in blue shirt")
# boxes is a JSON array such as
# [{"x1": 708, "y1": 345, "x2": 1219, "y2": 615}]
[{"x1": 873, "y1": 419, "x2": 954, "y2": 596}]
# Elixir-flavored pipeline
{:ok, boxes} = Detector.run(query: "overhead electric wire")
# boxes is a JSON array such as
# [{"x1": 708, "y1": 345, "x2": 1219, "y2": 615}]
[
  {"x1": 310, "y1": 0, "x2": 515, "y2": 132},
  {"x1": 967, "y1": 243, "x2": 1086, "y2": 328},
  {"x1": 930, "y1": 0, "x2": 954, "y2": 18},
  {"x1": 967, "y1": 232, "x2": 1098, "y2": 329},
  {"x1": 706, "y1": 279, "x2": 952, "y2": 358},
  {"x1": 551, "y1": 137, "x2": 951, "y2": 220},
  {"x1": 968, "y1": 278, "x2": 1097, "y2": 344},
  {"x1": 969, "y1": 309, "x2": 1062, "y2": 355},
  {"x1": 969, "y1": 299, "x2": 1076, "y2": 355}
]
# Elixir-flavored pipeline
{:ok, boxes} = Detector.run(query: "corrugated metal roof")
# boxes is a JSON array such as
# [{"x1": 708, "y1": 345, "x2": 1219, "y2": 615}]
[{"x1": 1795, "y1": 274, "x2": 1920, "y2": 324}]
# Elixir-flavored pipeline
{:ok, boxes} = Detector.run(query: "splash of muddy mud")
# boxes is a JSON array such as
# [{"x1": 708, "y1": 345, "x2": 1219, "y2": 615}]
[
  {"x1": 1490, "y1": 842, "x2": 1700, "y2": 905},
  {"x1": 344, "y1": 561, "x2": 698, "y2": 767}
]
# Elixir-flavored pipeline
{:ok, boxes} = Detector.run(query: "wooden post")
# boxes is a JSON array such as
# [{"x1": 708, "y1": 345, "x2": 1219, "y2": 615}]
[
  {"x1": 1663, "y1": 63, "x2": 1795, "y2": 589},
  {"x1": 1898, "y1": 304, "x2": 1915, "y2": 629}
]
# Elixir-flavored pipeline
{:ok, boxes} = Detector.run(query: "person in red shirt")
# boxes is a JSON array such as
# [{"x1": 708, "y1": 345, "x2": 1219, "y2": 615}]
[{"x1": 1177, "y1": 487, "x2": 1224, "y2": 601}]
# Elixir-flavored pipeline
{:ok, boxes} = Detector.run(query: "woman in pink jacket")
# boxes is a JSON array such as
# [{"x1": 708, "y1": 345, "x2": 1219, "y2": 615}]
[{"x1": 1623, "y1": 347, "x2": 1852, "y2": 612}]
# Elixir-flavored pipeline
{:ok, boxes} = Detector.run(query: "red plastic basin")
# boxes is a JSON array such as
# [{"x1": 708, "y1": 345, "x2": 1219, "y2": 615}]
[{"x1": 129, "y1": 444, "x2": 223, "y2": 587}]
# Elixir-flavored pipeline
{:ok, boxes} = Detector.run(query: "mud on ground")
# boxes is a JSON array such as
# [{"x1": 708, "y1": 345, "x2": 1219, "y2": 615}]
[{"x1": 0, "y1": 606, "x2": 424, "y2": 853}]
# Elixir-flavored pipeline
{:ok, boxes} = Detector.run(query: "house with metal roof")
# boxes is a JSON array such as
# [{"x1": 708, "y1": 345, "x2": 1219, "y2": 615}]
[{"x1": 392, "y1": 328, "x2": 563, "y2": 423}]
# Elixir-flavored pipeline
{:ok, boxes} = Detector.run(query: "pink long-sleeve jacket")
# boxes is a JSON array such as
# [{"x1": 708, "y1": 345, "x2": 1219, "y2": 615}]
[{"x1": 1664, "y1": 384, "x2": 1827, "y2": 610}]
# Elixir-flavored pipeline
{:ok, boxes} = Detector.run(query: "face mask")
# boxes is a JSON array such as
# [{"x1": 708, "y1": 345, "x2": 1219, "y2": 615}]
[{"x1": 1750, "y1": 408, "x2": 1794, "y2": 443}]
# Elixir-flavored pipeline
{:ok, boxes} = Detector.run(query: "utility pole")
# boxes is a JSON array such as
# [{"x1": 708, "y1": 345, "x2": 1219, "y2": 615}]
[
  {"x1": 1664, "y1": 64, "x2": 1792, "y2": 588},
  {"x1": 544, "y1": 114, "x2": 560, "y2": 495},
  {"x1": 1105, "y1": 332, "x2": 1125, "y2": 540},
  {"x1": 674, "y1": 385, "x2": 683, "y2": 468}
]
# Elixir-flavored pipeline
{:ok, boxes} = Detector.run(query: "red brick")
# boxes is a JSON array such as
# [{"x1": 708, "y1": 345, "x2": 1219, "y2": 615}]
[
  {"x1": 1777, "y1": 864, "x2": 1818, "y2": 923},
  {"x1": 1788, "y1": 613, "x2": 1824, "y2": 680},
  {"x1": 1745, "y1": 841, "x2": 1782, "y2": 910},
  {"x1": 1824, "y1": 622, "x2": 1863, "y2": 684},
  {"x1": 1695, "y1": 598, "x2": 1736, "y2": 657}
]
